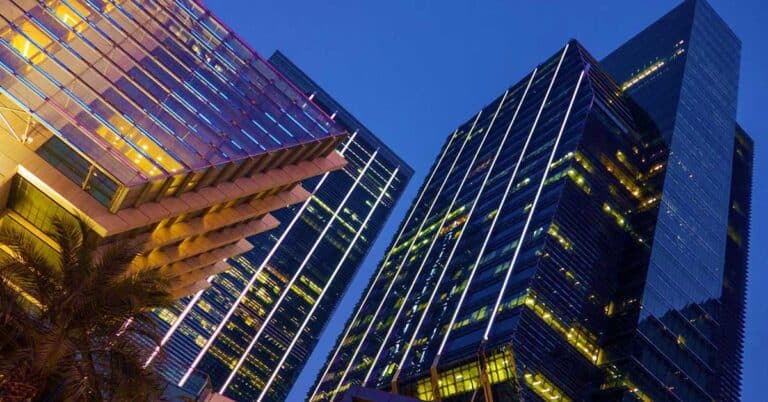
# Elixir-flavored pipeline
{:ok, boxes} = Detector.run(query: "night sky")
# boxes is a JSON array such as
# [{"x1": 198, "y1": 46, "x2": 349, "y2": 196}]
[{"x1": 202, "y1": 1, "x2": 767, "y2": 399}]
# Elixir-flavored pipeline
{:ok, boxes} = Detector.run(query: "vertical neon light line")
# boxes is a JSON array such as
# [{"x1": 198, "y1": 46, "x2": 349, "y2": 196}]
[
  {"x1": 394, "y1": 69, "x2": 540, "y2": 382},
  {"x1": 436, "y1": 44, "x2": 571, "y2": 357},
  {"x1": 483, "y1": 68, "x2": 585, "y2": 341},
  {"x1": 328, "y1": 112, "x2": 481, "y2": 400},
  {"x1": 219, "y1": 149, "x2": 379, "y2": 393},
  {"x1": 144, "y1": 285, "x2": 207, "y2": 367},
  {"x1": 177, "y1": 132, "x2": 357, "y2": 386},
  {"x1": 308, "y1": 132, "x2": 458, "y2": 402},
  {"x1": 365, "y1": 89, "x2": 511, "y2": 385},
  {"x1": 257, "y1": 166, "x2": 399, "y2": 401},
  {"x1": 155, "y1": 128, "x2": 358, "y2": 370}
]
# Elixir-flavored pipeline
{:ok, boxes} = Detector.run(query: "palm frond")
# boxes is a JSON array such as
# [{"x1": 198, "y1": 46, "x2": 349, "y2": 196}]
[
  {"x1": 0, "y1": 216, "x2": 174, "y2": 400},
  {"x1": 0, "y1": 225, "x2": 61, "y2": 307},
  {"x1": 102, "y1": 339, "x2": 164, "y2": 401},
  {"x1": 0, "y1": 257, "x2": 41, "y2": 306},
  {"x1": 50, "y1": 216, "x2": 89, "y2": 293},
  {"x1": 92, "y1": 240, "x2": 142, "y2": 286}
]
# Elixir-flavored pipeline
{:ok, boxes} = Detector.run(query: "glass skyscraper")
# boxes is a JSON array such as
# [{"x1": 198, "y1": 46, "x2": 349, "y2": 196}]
[
  {"x1": 312, "y1": 1, "x2": 751, "y2": 401},
  {"x1": 312, "y1": 40, "x2": 668, "y2": 401},
  {"x1": 602, "y1": 1, "x2": 749, "y2": 400},
  {"x1": 0, "y1": 0, "x2": 346, "y2": 299},
  {"x1": 149, "y1": 52, "x2": 412, "y2": 401}
]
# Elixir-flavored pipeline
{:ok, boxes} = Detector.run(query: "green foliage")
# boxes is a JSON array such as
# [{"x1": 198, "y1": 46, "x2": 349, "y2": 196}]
[{"x1": 0, "y1": 215, "x2": 173, "y2": 401}]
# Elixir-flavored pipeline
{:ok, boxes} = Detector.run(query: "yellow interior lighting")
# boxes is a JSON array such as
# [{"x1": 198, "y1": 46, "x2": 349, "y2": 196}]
[
  {"x1": 524, "y1": 371, "x2": 571, "y2": 401},
  {"x1": 10, "y1": 21, "x2": 52, "y2": 64},
  {"x1": 54, "y1": 0, "x2": 91, "y2": 32}
]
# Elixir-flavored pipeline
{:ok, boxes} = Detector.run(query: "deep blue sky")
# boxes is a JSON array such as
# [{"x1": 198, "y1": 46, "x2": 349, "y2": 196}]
[{"x1": 203, "y1": 1, "x2": 767, "y2": 399}]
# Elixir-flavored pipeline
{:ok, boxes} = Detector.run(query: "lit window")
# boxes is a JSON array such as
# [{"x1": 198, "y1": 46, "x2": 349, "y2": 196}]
[
  {"x1": 54, "y1": 0, "x2": 91, "y2": 31},
  {"x1": 10, "y1": 21, "x2": 52, "y2": 63}
]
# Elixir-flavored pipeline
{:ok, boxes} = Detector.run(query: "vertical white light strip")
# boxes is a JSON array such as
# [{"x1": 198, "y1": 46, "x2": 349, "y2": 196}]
[
  {"x1": 177, "y1": 131, "x2": 358, "y2": 386},
  {"x1": 219, "y1": 149, "x2": 380, "y2": 393},
  {"x1": 436, "y1": 45, "x2": 571, "y2": 358},
  {"x1": 365, "y1": 90, "x2": 511, "y2": 385},
  {"x1": 483, "y1": 69, "x2": 585, "y2": 341},
  {"x1": 257, "y1": 166, "x2": 400, "y2": 401},
  {"x1": 394, "y1": 69, "x2": 540, "y2": 382},
  {"x1": 308, "y1": 133, "x2": 458, "y2": 402},
  {"x1": 328, "y1": 113, "x2": 481, "y2": 400},
  {"x1": 144, "y1": 287, "x2": 206, "y2": 367}
]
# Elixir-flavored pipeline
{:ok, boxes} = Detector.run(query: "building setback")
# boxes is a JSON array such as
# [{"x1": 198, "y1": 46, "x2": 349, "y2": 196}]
[
  {"x1": 312, "y1": 1, "x2": 752, "y2": 401},
  {"x1": 718, "y1": 125, "x2": 752, "y2": 401},
  {"x1": 148, "y1": 51, "x2": 412, "y2": 401},
  {"x1": 601, "y1": 1, "x2": 749, "y2": 400},
  {"x1": 0, "y1": 0, "x2": 348, "y2": 299}
]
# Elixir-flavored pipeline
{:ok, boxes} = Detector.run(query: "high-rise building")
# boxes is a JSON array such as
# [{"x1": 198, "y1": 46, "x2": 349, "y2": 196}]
[
  {"x1": 601, "y1": 1, "x2": 748, "y2": 400},
  {"x1": 718, "y1": 125, "x2": 752, "y2": 401},
  {"x1": 313, "y1": 1, "x2": 752, "y2": 401},
  {"x1": 0, "y1": 0, "x2": 346, "y2": 299},
  {"x1": 312, "y1": 39, "x2": 669, "y2": 401},
  {"x1": 148, "y1": 52, "x2": 412, "y2": 401}
]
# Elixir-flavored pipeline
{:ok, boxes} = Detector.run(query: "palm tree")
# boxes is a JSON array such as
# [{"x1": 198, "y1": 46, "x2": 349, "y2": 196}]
[{"x1": 0, "y1": 215, "x2": 174, "y2": 401}]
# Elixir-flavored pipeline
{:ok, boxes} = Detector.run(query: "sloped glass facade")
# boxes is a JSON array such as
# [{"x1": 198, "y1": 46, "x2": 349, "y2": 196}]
[
  {"x1": 149, "y1": 52, "x2": 412, "y2": 401},
  {"x1": 0, "y1": 0, "x2": 349, "y2": 298},
  {"x1": 0, "y1": 0, "x2": 344, "y2": 210}
]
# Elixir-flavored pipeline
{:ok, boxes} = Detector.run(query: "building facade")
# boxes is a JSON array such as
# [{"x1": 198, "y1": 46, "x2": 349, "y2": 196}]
[
  {"x1": 311, "y1": 2, "x2": 751, "y2": 401},
  {"x1": 312, "y1": 40, "x2": 670, "y2": 401},
  {"x1": 148, "y1": 52, "x2": 412, "y2": 401},
  {"x1": 0, "y1": 0, "x2": 346, "y2": 298},
  {"x1": 717, "y1": 125, "x2": 752, "y2": 401},
  {"x1": 601, "y1": 1, "x2": 748, "y2": 400}
]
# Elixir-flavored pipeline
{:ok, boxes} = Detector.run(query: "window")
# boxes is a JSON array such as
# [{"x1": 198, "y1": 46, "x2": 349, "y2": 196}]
[
  {"x1": 8, "y1": 176, "x2": 70, "y2": 235},
  {"x1": 37, "y1": 136, "x2": 119, "y2": 207}
]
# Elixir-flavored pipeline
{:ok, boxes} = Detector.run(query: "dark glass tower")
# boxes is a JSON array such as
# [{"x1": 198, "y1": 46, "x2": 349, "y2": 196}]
[
  {"x1": 147, "y1": 52, "x2": 412, "y2": 401},
  {"x1": 717, "y1": 126, "x2": 752, "y2": 401},
  {"x1": 601, "y1": 1, "x2": 748, "y2": 400},
  {"x1": 313, "y1": 1, "x2": 751, "y2": 402},
  {"x1": 311, "y1": 40, "x2": 670, "y2": 402}
]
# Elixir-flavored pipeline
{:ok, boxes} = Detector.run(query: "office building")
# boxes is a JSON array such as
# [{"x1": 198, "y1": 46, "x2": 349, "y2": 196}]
[
  {"x1": 148, "y1": 51, "x2": 412, "y2": 401},
  {"x1": 0, "y1": 0, "x2": 346, "y2": 299},
  {"x1": 312, "y1": 40, "x2": 668, "y2": 401},
  {"x1": 312, "y1": 1, "x2": 752, "y2": 401},
  {"x1": 600, "y1": 1, "x2": 749, "y2": 399}
]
